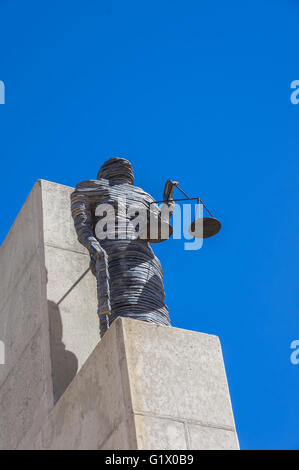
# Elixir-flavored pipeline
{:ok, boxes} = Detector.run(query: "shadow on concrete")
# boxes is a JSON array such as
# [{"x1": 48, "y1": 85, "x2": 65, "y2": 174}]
[{"x1": 48, "y1": 300, "x2": 78, "y2": 404}]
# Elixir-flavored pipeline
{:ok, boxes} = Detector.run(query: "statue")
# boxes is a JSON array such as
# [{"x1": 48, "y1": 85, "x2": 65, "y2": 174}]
[{"x1": 71, "y1": 157, "x2": 177, "y2": 337}]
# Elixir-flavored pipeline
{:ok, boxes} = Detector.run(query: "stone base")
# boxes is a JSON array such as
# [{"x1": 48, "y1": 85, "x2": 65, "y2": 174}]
[
  {"x1": 26, "y1": 317, "x2": 239, "y2": 450},
  {"x1": 0, "y1": 180, "x2": 99, "y2": 450}
]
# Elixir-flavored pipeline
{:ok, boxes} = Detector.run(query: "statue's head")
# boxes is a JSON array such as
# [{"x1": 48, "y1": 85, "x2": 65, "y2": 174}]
[{"x1": 97, "y1": 157, "x2": 134, "y2": 184}]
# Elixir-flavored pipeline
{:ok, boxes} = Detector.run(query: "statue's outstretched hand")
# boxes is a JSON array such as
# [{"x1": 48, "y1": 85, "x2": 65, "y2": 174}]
[{"x1": 163, "y1": 180, "x2": 179, "y2": 206}]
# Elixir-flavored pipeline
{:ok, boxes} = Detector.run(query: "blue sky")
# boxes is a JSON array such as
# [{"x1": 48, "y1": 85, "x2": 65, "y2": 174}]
[{"x1": 0, "y1": 0, "x2": 298, "y2": 450}]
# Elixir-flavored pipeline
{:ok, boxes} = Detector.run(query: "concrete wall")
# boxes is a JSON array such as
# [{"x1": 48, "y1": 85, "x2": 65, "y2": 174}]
[
  {"x1": 0, "y1": 180, "x2": 99, "y2": 450},
  {"x1": 26, "y1": 318, "x2": 137, "y2": 450},
  {"x1": 28, "y1": 318, "x2": 239, "y2": 450},
  {"x1": 40, "y1": 180, "x2": 99, "y2": 403}
]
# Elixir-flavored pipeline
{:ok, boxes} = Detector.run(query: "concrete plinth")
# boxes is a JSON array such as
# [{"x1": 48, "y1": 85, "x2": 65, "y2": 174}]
[
  {"x1": 0, "y1": 180, "x2": 99, "y2": 450},
  {"x1": 0, "y1": 180, "x2": 239, "y2": 450},
  {"x1": 27, "y1": 317, "x2": 239, "y2": 450}
]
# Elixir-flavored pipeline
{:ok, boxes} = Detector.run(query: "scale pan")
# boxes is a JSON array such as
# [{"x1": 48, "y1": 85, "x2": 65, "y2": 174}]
[{"x1": 189, "y1": 217, "x2": 221, "y2": 239}]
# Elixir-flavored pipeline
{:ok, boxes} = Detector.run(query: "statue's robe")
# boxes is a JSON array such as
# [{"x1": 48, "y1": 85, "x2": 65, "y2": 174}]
[{"x1": 71, "y1": 179, "x2": 171, "y2": 336}]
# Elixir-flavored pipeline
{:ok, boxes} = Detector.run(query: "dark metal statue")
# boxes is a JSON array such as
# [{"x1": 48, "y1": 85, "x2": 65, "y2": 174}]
[{"x1": 71, "y1": 157, "x2": 176, "y2": 337}]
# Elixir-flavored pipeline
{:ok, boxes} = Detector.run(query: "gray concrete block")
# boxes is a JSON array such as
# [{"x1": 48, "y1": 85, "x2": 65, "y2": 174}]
[
  {"x1": 45, "y1": 245, "x2": 99, "y2": 402},
  {"x1": 123, "y1": 319, "x2": 236, "y2": 429},
  {"x1": 0, "y1": 181, "x2": 43, "y2": 313},
  {"x1": 28, "y1": 318, "x2": 238, "y2": 450},
  {"x1": 0, "y1": 329, "x2": 50, "y2": 450},
  {"x1": 0, "y1": 182, "x2": 53, "y2": 450},
  {"x1": 188, "y1": 423, "x2": 239, "y2": 450},
  {"x1": 135, "y1": 415, "x2": 187, "y2": 450},
  {"x1": 0, "y1": 250, "x2": 45, "y2": 387},
  {"x1": 99, "y1": 421, "x2": 134, "y2": 450},
  {"x1": 0, "y1": 180, "x2": 99, "y2": 448},
  {"x1": 40, "y1": 180, "x2": 86, "y2": 254},
  {"x1": 25, "y1": 320, "x2": 136, "y2": 450}
]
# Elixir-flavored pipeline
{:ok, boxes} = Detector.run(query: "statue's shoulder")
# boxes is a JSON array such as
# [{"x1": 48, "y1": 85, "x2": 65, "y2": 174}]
[
  {"x1": 72, "y1": 179, "x2": 111, "y2": 194},
  {"x1": 131, "y1": 184, "x2": 154, "y2": 203},
  {"x1": 71, "y1": 180, "x2": 109, "y2": 205},
  {"x1": 74, "y1": 179, "x2": 102, "y2": 190}
]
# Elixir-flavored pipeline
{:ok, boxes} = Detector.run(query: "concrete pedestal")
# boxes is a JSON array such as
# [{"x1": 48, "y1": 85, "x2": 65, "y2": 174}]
[
  {"x1": 28, "y1": 317, "x2": 239, "y2": 450},
  {"x1": 0, "y1": 180, "x2": 99, "y2": 450},
  {"x1": 0, "y1": 180, "x2": 239, "y2": 450}
]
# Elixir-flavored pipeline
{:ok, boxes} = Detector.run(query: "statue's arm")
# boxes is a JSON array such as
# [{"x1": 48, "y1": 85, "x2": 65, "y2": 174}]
[
  {"x1": 146, "y1": 180, "x2": 177, "y2": 237},
  {"x1": 71, "y1": 190, "x2": 102, "y2": 259}
]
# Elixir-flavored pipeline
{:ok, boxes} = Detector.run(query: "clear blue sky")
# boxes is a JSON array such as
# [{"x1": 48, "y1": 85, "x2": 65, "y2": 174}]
[{"x1": 0, "y1": 0, "x2": 298, "y2": 450}]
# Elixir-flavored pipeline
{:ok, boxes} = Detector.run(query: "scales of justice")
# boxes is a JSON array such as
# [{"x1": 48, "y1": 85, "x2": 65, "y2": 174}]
[
  {"x1": 71, "y1": 157, "x2": 222, "y2": 337},
  {"x1": 150, "y1": 179, "x2": 221, "y2": 243}
]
